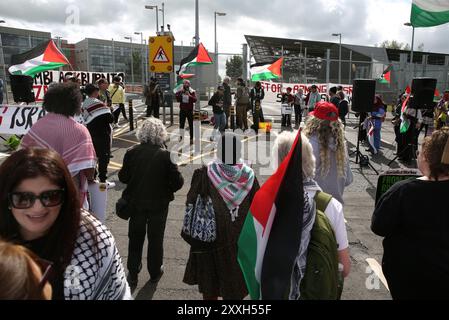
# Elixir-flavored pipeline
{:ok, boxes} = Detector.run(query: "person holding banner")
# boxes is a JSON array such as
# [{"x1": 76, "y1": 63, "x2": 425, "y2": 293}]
[
  {"x1": 281, "y1": 87, "x2": 294, "y2": 129},
  {"x1": 21, "y1": 83, "x2": 97, "y2": 209},
  {"x1": 372, "y1": 129, "x2": 449, "y2": 299}
]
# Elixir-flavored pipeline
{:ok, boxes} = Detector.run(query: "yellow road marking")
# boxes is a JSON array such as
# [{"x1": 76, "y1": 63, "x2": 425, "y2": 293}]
[
  {"x1": 365, "y1": 258, "x2": 390, "y2": 291},
  {"x1": 114, "y1": 137, "x2": 139, "y2": 145}
]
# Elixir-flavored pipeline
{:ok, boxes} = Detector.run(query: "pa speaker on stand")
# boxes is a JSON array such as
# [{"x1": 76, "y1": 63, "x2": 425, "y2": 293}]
[
  {"x1": 10, "y1": 75, "x2": 35, "y2": 104},
  {"x1": 350, "y1": 79, "x2": 379, "y2": 175}
]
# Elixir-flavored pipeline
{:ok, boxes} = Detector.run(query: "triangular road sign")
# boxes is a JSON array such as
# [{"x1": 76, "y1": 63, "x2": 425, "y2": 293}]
[{"x1": 153, "y1": 46, "x2": 170, "y2": 63}]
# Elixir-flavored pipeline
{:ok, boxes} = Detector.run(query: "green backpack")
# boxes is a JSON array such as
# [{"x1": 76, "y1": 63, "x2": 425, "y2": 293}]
[{"x1": 300, "y1": 191, "x2": 343, "y2": 300}]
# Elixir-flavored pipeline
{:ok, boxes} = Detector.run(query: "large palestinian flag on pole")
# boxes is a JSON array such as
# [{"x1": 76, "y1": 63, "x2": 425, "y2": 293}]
[
  {"x1": 250, "y1": 57, "x2": 283, "y2": 82},
  {"x1": 8, "y1": 40, "x2": 70, "y2": 77},
  {"x1": 238, "y1": 130, "x2": 304, "y2": 300},
  {"x1": 176, "y1": 43, "x2": 213, "y2": 76},
  {"x1": 411, "y1": 0, "x2": 449, "y2": 27}
]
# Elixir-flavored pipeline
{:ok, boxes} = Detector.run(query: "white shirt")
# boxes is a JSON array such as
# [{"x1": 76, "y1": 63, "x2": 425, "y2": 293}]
[{"x1": 305, "y1": 182, "x2": 349, "y2": 251}]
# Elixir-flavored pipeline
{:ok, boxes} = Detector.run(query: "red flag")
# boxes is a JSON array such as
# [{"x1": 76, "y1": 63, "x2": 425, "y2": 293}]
[
  {"x1": 435, "y1": 89, "x2": 440, "y2": 97},
  {"x1": 405, "y1": 86, "x2": 411, "y2": 94}
]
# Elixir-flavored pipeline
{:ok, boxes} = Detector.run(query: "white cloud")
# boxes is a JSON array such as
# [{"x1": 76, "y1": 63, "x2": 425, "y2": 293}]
[{"x1": 1, "y1": 0, "x2": 449, "y2": 76}]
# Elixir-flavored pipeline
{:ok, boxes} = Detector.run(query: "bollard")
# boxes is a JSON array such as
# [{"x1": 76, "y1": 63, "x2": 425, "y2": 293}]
[
  {"x1": 230, "y1": 105, "x2": 236, "y2": 130},
  {"x1": 128, "y1": 100, "x2": 134, "y2": 131}
]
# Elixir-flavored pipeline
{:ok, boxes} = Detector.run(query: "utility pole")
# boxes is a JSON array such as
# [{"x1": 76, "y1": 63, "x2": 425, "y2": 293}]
[
  {"x1": 194, "y1": 0, "x2": 201, "y2": 153},
  {"x1": 124, "y1": 36, "x2": 134, "y2": 84},
  {"x1": 135, "y1": 32, "x2": 145, "y2": 84}
]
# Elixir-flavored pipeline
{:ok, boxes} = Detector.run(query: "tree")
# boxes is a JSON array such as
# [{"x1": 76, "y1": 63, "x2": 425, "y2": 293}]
[
  {"x1": 378, "y1": 40, "x2": 407, "y2": 50},
  {"x1": 226, "y1": 55, "x2": 243, "y2": 79}
]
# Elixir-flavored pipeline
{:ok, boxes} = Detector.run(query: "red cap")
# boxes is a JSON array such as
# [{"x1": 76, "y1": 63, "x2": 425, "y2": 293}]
[{"x1": 310, "y1": 101, "x2": 339, "y2": 121}]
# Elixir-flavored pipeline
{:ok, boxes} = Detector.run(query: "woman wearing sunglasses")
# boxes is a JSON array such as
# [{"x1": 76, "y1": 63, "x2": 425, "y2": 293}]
[
  {"x1": 0, "y1": 240, "x2": 52, "y2": 300},
  {"x1": 0, "y1": 148, "x2": 131, "y2": 300}
]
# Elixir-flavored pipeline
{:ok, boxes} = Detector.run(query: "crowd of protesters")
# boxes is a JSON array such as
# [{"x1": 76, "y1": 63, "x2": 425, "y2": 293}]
[{"x1": 1, "y1": 72, "x2": 449, "y2": 301}]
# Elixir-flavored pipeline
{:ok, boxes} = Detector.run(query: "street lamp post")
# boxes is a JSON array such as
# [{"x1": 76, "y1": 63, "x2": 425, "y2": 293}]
[
  {"x1": 124, "y1": 36, "x2": 135, "y2": 84},
  {"x1": 135, "y1": 32, "x2": 145, "y2": 84},
  {"x1": 332, "y1": 33, "x2": 342, "y2": 84},
  {"x1": 194, "y1": 0, "x2": 200, "y2": 153},
  {"x1": 145, "y1": 5, "x2": 159, "y2": 33},
  {"x1": 0, "y1": 19, "x2": 9, "y2": 104},
  {"x1": 160, "y1": 3, "x2": 165, "y2": 31},
  {"x1": 214, "y1": 11, "x2": 226, "y2": 86},
  {"x1": 404, "y1": 22, "x2": 415, "y2": 82}
]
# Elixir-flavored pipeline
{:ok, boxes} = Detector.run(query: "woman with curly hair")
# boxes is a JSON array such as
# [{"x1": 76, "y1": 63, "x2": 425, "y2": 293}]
[
  {"x1": 304, "y1": 102, "x2": 353, "y2": 204},
  {"x1": 119, "y1": 117, "x2": 184, "y2": 287}
]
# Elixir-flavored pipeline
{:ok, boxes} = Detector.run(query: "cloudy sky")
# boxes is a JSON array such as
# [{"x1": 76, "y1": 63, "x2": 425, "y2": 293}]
[{"x1": 1, "y1": 0, "x2": 449, "y2": 76}]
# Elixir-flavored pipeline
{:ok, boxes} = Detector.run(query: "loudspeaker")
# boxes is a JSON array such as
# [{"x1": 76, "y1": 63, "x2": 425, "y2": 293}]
[
  {"x1": 410, "y1": 78, "x2": 437, "y2": 109},
  {"x1": 10, "y1": 75, "x2": 35, "y2": 103},
  {"x1": 351, "y1": 79, "x2": 376, "y2": 113}
]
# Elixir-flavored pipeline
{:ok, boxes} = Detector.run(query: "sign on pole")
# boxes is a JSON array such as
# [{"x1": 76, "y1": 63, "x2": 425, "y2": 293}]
[{"x1": 149, "y1": 35, "x2": 174, "y2": 73}]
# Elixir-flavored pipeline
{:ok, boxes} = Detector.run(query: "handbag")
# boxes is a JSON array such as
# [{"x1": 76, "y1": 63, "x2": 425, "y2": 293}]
[
  {"x1": 181, "y1": 168, "x2": 216, "y2": 246},
  {"x1": 115, "y1": 197, "x2": 131, "y2": 221}
]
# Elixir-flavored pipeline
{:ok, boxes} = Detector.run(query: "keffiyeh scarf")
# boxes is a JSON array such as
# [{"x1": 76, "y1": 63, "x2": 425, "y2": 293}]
[{"x1": 207, "y1": 160, "x2": 254, "y2": 222}]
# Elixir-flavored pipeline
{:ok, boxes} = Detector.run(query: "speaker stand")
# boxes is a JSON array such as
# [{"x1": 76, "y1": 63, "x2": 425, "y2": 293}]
[{"x1": 351, "y1": 115, "x2": 379, "y2": 175}]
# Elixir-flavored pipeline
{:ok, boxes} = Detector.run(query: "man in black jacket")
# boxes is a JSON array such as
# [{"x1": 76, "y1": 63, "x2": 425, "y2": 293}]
[
  {"x1": 250, "y1": 81, "x2": 265, "y2": 131},
  {"x1": 209, "y1": 85, "x2": 226, "y2": 141},
  {"x1": 119, "y1": 117, "x2": 184, "y2": 287}
]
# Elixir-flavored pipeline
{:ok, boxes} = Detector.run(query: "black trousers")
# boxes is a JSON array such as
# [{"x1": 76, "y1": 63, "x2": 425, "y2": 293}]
[
  {"x1": 113, "y1": 103, "x2": 128, "y2": 123},
  {"x1": 127, "y1": 203, "x2": 169, "y2": 278},
  {"x1": 91, "y1": 134, "x2": 110, "y2": 182},
  {"x1": 282, "y1": 114, "x2": 291, "y2": 127},
  {"x1": 180, "y1": 109, "x2": 193, "y2": 139},
  {"x1": 294, "y1": 104, "x2": 302, "y2": 125},
  {"x1": 146, "y1": 103, "x2": 160, "y2": 118}
]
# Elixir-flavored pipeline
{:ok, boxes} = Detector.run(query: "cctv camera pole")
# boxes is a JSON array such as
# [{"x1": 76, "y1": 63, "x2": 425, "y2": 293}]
[{"x1": 193, "y1": 0, "x2": 201, "y2": 154}]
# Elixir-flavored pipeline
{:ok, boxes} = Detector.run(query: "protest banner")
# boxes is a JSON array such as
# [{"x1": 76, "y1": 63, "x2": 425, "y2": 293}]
[
  {"x1": 33, "y1": 71, "x2": 126, "y2": 102},
  {"x1": 375, "y1": 169, "x2": 421, "y2": 204},
  {"x1": 0, "y1": 104, "x2": 46, "y2": 135},
  {"x1": 259, "y1": 81, "x2": 353, "y2": 105}
]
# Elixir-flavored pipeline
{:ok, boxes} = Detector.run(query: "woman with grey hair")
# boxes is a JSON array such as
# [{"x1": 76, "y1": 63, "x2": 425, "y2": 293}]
[
  {"x1": 273, "y1": 131, "x2": 350, "y2": 298},
  {"x1": 119, "y1": 117, "x2": 184, "y2": 288},
  {"x1": 183, "y1": 132, "x2": 260, "y2": 300}
]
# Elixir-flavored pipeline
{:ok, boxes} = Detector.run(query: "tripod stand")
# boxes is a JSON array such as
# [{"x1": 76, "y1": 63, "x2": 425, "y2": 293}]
[{"x1": 350, "y1": 115, "x2": 379, "y2": 175}]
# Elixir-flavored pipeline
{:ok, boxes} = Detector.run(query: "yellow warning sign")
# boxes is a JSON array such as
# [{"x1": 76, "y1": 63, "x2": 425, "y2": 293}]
[{"x1": 149, "y1": 35, "x2": 174, "y2": 73}]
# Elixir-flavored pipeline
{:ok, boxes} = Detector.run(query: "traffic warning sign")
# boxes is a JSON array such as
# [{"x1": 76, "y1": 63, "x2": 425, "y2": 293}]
[
  {"x1": 149, "y1": 35, "x2": 174, "y2": 73},
  {"x1": 153, "y1": 46, "x2": 170, "y2": 63}
]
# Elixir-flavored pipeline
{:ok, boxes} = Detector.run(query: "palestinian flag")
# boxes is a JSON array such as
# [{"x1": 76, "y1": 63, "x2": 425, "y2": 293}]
[
  {"x1": 8, "y1": 40, "x2": 70, "y2": 77},
  {"x1": 177, "y1": 43, "x2": 213, "y2": 76},
  {"x1": 405, "y1": 85, "x2": 412, "y2": 94},
  {"x1": 238, "y1": 130, "x2": 304, "y2": 300},
  {"x1": 434, "y1": 88, "x2": 441, "y2": 102},
  {"x1": 250, "y1": 57, "x2": 283, "y2": 82},
  {"x1": 411, "y1": 0, "x2": 449, "y2": 27},
  {"x1": 378, "y1": 71, "x2": 391, "y2": 84},
  {"x1": 173, "y1": 73, "x2": 195, "y2": 93},
  {"x1": 400, "y1": 94, "x2": 411, "y2": 133}
]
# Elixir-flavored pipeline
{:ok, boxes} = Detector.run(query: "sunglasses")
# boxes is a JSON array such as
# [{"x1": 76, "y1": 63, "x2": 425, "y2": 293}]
[
  {"x1": 35, "y1": 257, "x2": 53, "y2": 291},
  {"x1": 8, "y1": 189, "x2": 65, "y2": 209}
]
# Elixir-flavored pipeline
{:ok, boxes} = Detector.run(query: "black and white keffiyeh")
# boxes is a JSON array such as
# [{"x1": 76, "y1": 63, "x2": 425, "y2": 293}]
[{"x1": 63, "y1": 210, "x2": 132, "y2": 300}]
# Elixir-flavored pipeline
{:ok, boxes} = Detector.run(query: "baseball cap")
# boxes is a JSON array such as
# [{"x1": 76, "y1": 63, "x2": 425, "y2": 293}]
[{"x1": 310, "y1": 101, "x2": 339, "y2": 121}]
